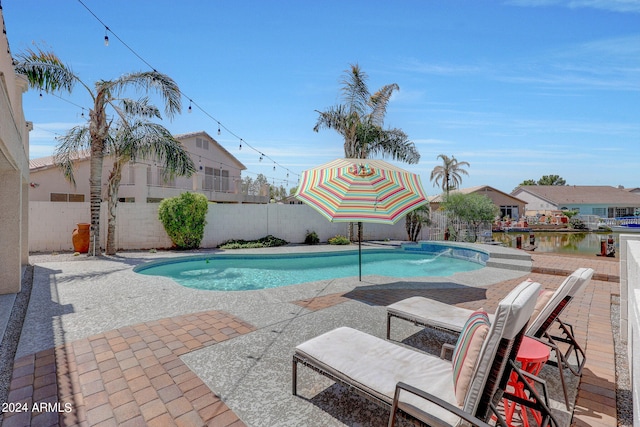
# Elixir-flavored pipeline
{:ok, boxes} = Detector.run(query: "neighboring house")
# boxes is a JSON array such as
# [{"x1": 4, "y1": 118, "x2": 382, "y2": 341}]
[
  {"x1": 429, "y1": 185, "x2": 526, "y2": 220},
  {"x1": 511, "y1": 185, "x2": 640, "y2": 218},
  {"x1": 0, "y1": 10, "x2": 31, "y2": 295},
  {"x1": 29, "y1": 131, "x2": 269, "y2": 204}
]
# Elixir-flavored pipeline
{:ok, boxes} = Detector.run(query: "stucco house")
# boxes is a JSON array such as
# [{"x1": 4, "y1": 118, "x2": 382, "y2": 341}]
[
  {"x1": 429, "y1": 185, "x2": 527, "y2": 220},
  {"x1": 29, "y1": 131, "x2": 269, "y2": 204},
  {"x1": 511, "y1": 185, "x2": 640, "y2": 218},
  {"x1": 0, "y1": 10, "x2": 31, "y2": 295}
]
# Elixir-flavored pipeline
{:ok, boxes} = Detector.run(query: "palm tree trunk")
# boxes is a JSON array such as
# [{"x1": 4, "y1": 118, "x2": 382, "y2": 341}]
[
  {"x1": 88, "y1": 92, "x2": 108, "y2": 255},
  {"x1": 106, "y1": 160, "x2": 124, "y2": 255}
]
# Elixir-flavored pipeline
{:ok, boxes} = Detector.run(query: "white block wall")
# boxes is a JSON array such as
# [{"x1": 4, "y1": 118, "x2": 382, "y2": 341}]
[
  {"x1": 620, "y1": 235, "x2": 640, "y2": 427},
  {"x1": 29, "y1": 202, "x2": 409, "y2": 252}
]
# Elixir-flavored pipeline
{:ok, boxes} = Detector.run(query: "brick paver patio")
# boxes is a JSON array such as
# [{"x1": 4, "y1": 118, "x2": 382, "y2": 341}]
[{"x1": 3, "y1": 252, "x2": 620, "y2": 426}]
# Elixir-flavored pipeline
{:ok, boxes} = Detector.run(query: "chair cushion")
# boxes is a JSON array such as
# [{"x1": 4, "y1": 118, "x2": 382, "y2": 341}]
[
  {"x1": 295, "y1": 326, "x2": 460, "y2": 426},
  {"x1": 388, "y1": 296, "x2": 495, "y2": 334},
  {"x1": 452, "y1": 311, "x2": 490, "y2": 406},
  {"x1": 462, "y1": 280, "x2": 541, "y2": 415},
  {"x1": 528, "y1": 289, "x2": 554, "y2": 329},
  {"x1": 526, "y1": 267, "x2": 594, "y2": 336}
]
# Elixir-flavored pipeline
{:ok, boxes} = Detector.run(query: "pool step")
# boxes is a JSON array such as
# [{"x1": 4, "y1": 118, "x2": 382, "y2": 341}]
[{"x1": 485, "y1": 256, "x2": 532, "y2": 272}]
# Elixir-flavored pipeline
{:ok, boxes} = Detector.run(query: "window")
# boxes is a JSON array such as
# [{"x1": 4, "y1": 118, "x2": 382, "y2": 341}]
[
  {"x1": 203, "y1": 166, "x2": 214, "y2": 190},
  {"x1": 500, "y1": 206, "x2": 518, "y2": 219},
  {"x1": 51, "y1": 193, "x2": 85, "y2": 202},
  {"x1": 126, "y1": 164, "x2": 135, "y2": 185},
  {"x1": 196, "y1": 137, "x2": 209, "y2": 150},
  {"x1": 215, "y1": 169, "x2": 229, "y2": 192},
  {"x1": 156, "y1": 167, "x2": 175, "y2": 187},
  {"x1": 592, "y1": 208, "x2": 606, "y2": 217}
]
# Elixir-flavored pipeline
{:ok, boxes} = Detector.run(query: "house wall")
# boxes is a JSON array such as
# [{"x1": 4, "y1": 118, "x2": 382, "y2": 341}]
[
  {"x1": 0, "y1": 13, "x2": 30, "y2": 295},
  {"x1": 29, "y1": 202, "x2": 409, "y2": 252},
  {"x1": 512, "y1": 191, "x2": 557, "y2": 213},
  {"x1": 29, "y1": 132, "x2": 260, "y2": 204},
  {"x1": 619, "y1": 235, "x2": 640, "y2": 427}
]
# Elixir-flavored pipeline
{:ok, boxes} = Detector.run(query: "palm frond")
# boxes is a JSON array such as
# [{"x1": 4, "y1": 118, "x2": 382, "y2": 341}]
[
  {"x1": 341, "y1": 64, "x2": 369, "y2": 116},
  {"x1": 53, "y1": 125, "x2": 92, "y2": 186},
  {"x1": 110, "y1": 71, "x2": 182, "y2": 119},
  {"x1": 14, "y1": 47, "x2": 76, "y2": 93},
  {"x1": 117, "y1": 121, "x2": 195, "y2": 178},
  {"x1": 367, "y1": 128, "x2": 420, "y2": 164},
  {"x1": 119, "y1": 97, "x2": 162, "y2": 119},
  {"x1": 369, "y1": 83, "x2": 399, "y2": 126}
]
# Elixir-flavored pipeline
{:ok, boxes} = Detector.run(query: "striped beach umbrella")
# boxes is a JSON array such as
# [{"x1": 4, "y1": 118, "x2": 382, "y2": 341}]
[
  {"x1": 295, "y1": 158, "x2": 429, "y2": 280},
  {"x1": 295, "y1": 158, "x2": 428, "y2": 225}
]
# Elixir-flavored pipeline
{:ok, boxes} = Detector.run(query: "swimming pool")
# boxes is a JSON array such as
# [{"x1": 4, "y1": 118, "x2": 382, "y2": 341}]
[{"x1": 135, "y1": 245, "x2": 487, "y2": 291}]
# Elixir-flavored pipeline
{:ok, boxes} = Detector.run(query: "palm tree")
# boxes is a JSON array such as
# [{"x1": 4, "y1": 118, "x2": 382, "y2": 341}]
[
  {"x1": 430, "y1": 154, "x2": 470, "y2": 196},
  {"x1": 55, "y1": 115, "x2": 195, "y2": 255},
  {"x1": 14, "y1": 47, "x2": 181, "y2": 255},
  {"x1": 315, "y1": 64, "x2": 420, "y2": 241},
  {"x1": 314, "y1": 64, "x2": 420, "y2": 164}
]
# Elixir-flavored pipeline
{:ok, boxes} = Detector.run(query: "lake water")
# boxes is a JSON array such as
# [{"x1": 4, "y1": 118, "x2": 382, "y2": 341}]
[{"x1": 491, "y1": 231, "x2": 620, "y2": 256}]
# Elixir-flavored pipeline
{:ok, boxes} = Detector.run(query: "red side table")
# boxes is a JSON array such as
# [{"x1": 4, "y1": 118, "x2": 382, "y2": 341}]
[{"x1": 504, "y1": 336, "x2": 550, "y2": 427}]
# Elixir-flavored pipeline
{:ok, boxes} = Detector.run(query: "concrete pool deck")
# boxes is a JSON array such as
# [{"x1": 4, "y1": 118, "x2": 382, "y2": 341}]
[{"x1": 0, "y1": 243, "x2": 622, "y2": 426}]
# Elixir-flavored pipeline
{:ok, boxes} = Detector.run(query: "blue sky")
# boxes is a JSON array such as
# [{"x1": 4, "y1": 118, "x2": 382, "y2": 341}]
[{"x1": 4, "y1": 0, "x2": 639, "y2": 195}]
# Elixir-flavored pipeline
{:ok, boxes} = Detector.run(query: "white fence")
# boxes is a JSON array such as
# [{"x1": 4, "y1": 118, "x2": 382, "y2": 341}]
[
  {"x1": 620, "y1": 234, "x2": 640, "y2": 427},
  {"x1": 28, "y1": 202, "x2": 410, "y2": 252}
]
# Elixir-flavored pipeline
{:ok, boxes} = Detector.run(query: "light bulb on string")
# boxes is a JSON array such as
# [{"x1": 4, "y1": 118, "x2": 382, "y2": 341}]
[
  {"x1": 81, "y1": 108, "x2": 85, "y2": 118},
  {"x1": 259, "y1": 154, "x2": 263, "y2": 162},
  {"x1": 273, "y1": 163, "x2": 276, "y2": 171},
  {"x1": 104, "y1": 27, "x2": 109, "y2": 46},
  {"x1": 39, "y1": 92, "x2": 43, "y2": 99},
  {"x1": 239, "y1": 140, "x2": 242, "y2": 151},
  {"x1": 217, "y1": 123, "x2": 221, "y2": 135}
]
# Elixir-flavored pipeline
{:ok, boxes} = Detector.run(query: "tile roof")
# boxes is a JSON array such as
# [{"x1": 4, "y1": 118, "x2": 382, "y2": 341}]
[
  {"x1": 513, "y1": 185, "x2": 640, "y2": 205},
  {"x1": 29, "y1": 151, "x2": 90, "y2": 171},
  {"x1": 429, "y1": 185, "x2": 526, "y2": 204}
]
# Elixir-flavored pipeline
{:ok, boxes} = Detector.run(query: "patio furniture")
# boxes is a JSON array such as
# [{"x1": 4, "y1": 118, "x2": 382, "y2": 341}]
[
  {"x1": 386, "y1": 267, "x2": 594, "y2": 409},
  {"x1": 293, "y1": 279, "x2": 557, "y2": 427},
  {"x1": 504, "y1": 336, "x2": 551, "y2": 427}
]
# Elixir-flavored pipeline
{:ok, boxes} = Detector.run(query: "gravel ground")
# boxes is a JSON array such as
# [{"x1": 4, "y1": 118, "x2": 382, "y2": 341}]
[
  {"x1": 612, "y1": 295, "x2": 633, "y2": 427},
  {"x1": 0, "y1": 251, "x2": 634, "y2": 426},
  {"x1": 0, "y1": 266, "x2": 33, "y2": 424}
]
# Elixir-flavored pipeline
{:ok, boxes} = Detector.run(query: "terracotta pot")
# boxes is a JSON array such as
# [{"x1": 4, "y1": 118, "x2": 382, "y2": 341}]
[{"x1": 72, "y1": 223, "x2": 91, "y2": 253}]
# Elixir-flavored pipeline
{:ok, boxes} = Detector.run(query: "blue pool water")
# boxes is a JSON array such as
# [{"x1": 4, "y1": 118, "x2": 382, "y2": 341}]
[{"x1": 135, "y1": 248, "x2": 484, "y2": 291}]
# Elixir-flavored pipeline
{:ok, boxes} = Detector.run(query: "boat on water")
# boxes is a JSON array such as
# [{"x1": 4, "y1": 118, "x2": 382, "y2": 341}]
[
  {"x1": 609, "y1": 216, "x2": 640, "y2": 232},
  {"x1": 611, "y1": 224, "x2": 640, "y2": 233}
]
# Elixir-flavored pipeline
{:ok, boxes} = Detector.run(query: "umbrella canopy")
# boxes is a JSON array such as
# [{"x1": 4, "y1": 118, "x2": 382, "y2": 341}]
[{"x1": 295, "y1": 158, "x2": 429, "y2": 225}]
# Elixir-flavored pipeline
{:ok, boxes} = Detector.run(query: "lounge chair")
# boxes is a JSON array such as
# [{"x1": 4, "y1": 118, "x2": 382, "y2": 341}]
[
  {"x1": 293, "y1": 279, "x2": 554, "y2": 427},
  {"x1": 386, "y1": 267, "x2": 594, "y2": 409}
]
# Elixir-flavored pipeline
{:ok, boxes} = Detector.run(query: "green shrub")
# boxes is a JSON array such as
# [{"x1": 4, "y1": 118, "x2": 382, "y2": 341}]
[
  {"x1": 304, "y1": 230, "x2": 320, "y2": 245},
  {"x1": 328, "y1": 235, "x2": 350, "y2": 245},
  {"x1": 218, "y1": 235, "x2": 288, "y2": 249},
  {"x1": 569, "y1": 217, "x2": 587, "y2": 230},
  {"x1": 158, "y1": 192, "x2": 208, "y2": 249}
]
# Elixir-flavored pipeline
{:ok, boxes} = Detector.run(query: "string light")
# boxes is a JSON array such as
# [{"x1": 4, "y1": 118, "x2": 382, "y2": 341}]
[
  {"x1": 239, "y1": 140, "x2": 242, "y2": 150},
  {"x1": 104, "y1": 27, "x2": 109, "y2": 46},
  {"x1": 74, "y1": 0, "x2": 300, "y2": 183}
]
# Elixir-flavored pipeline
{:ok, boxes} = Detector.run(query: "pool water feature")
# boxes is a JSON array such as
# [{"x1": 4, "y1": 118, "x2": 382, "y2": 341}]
[{"x1": 135, "y1": 246, "x2": 487, "y2": 291}]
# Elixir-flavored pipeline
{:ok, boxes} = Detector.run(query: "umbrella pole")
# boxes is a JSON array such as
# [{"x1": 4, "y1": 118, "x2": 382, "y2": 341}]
[{"x1": 358, "y1": 221, "x2": 362, "y2": 281}]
